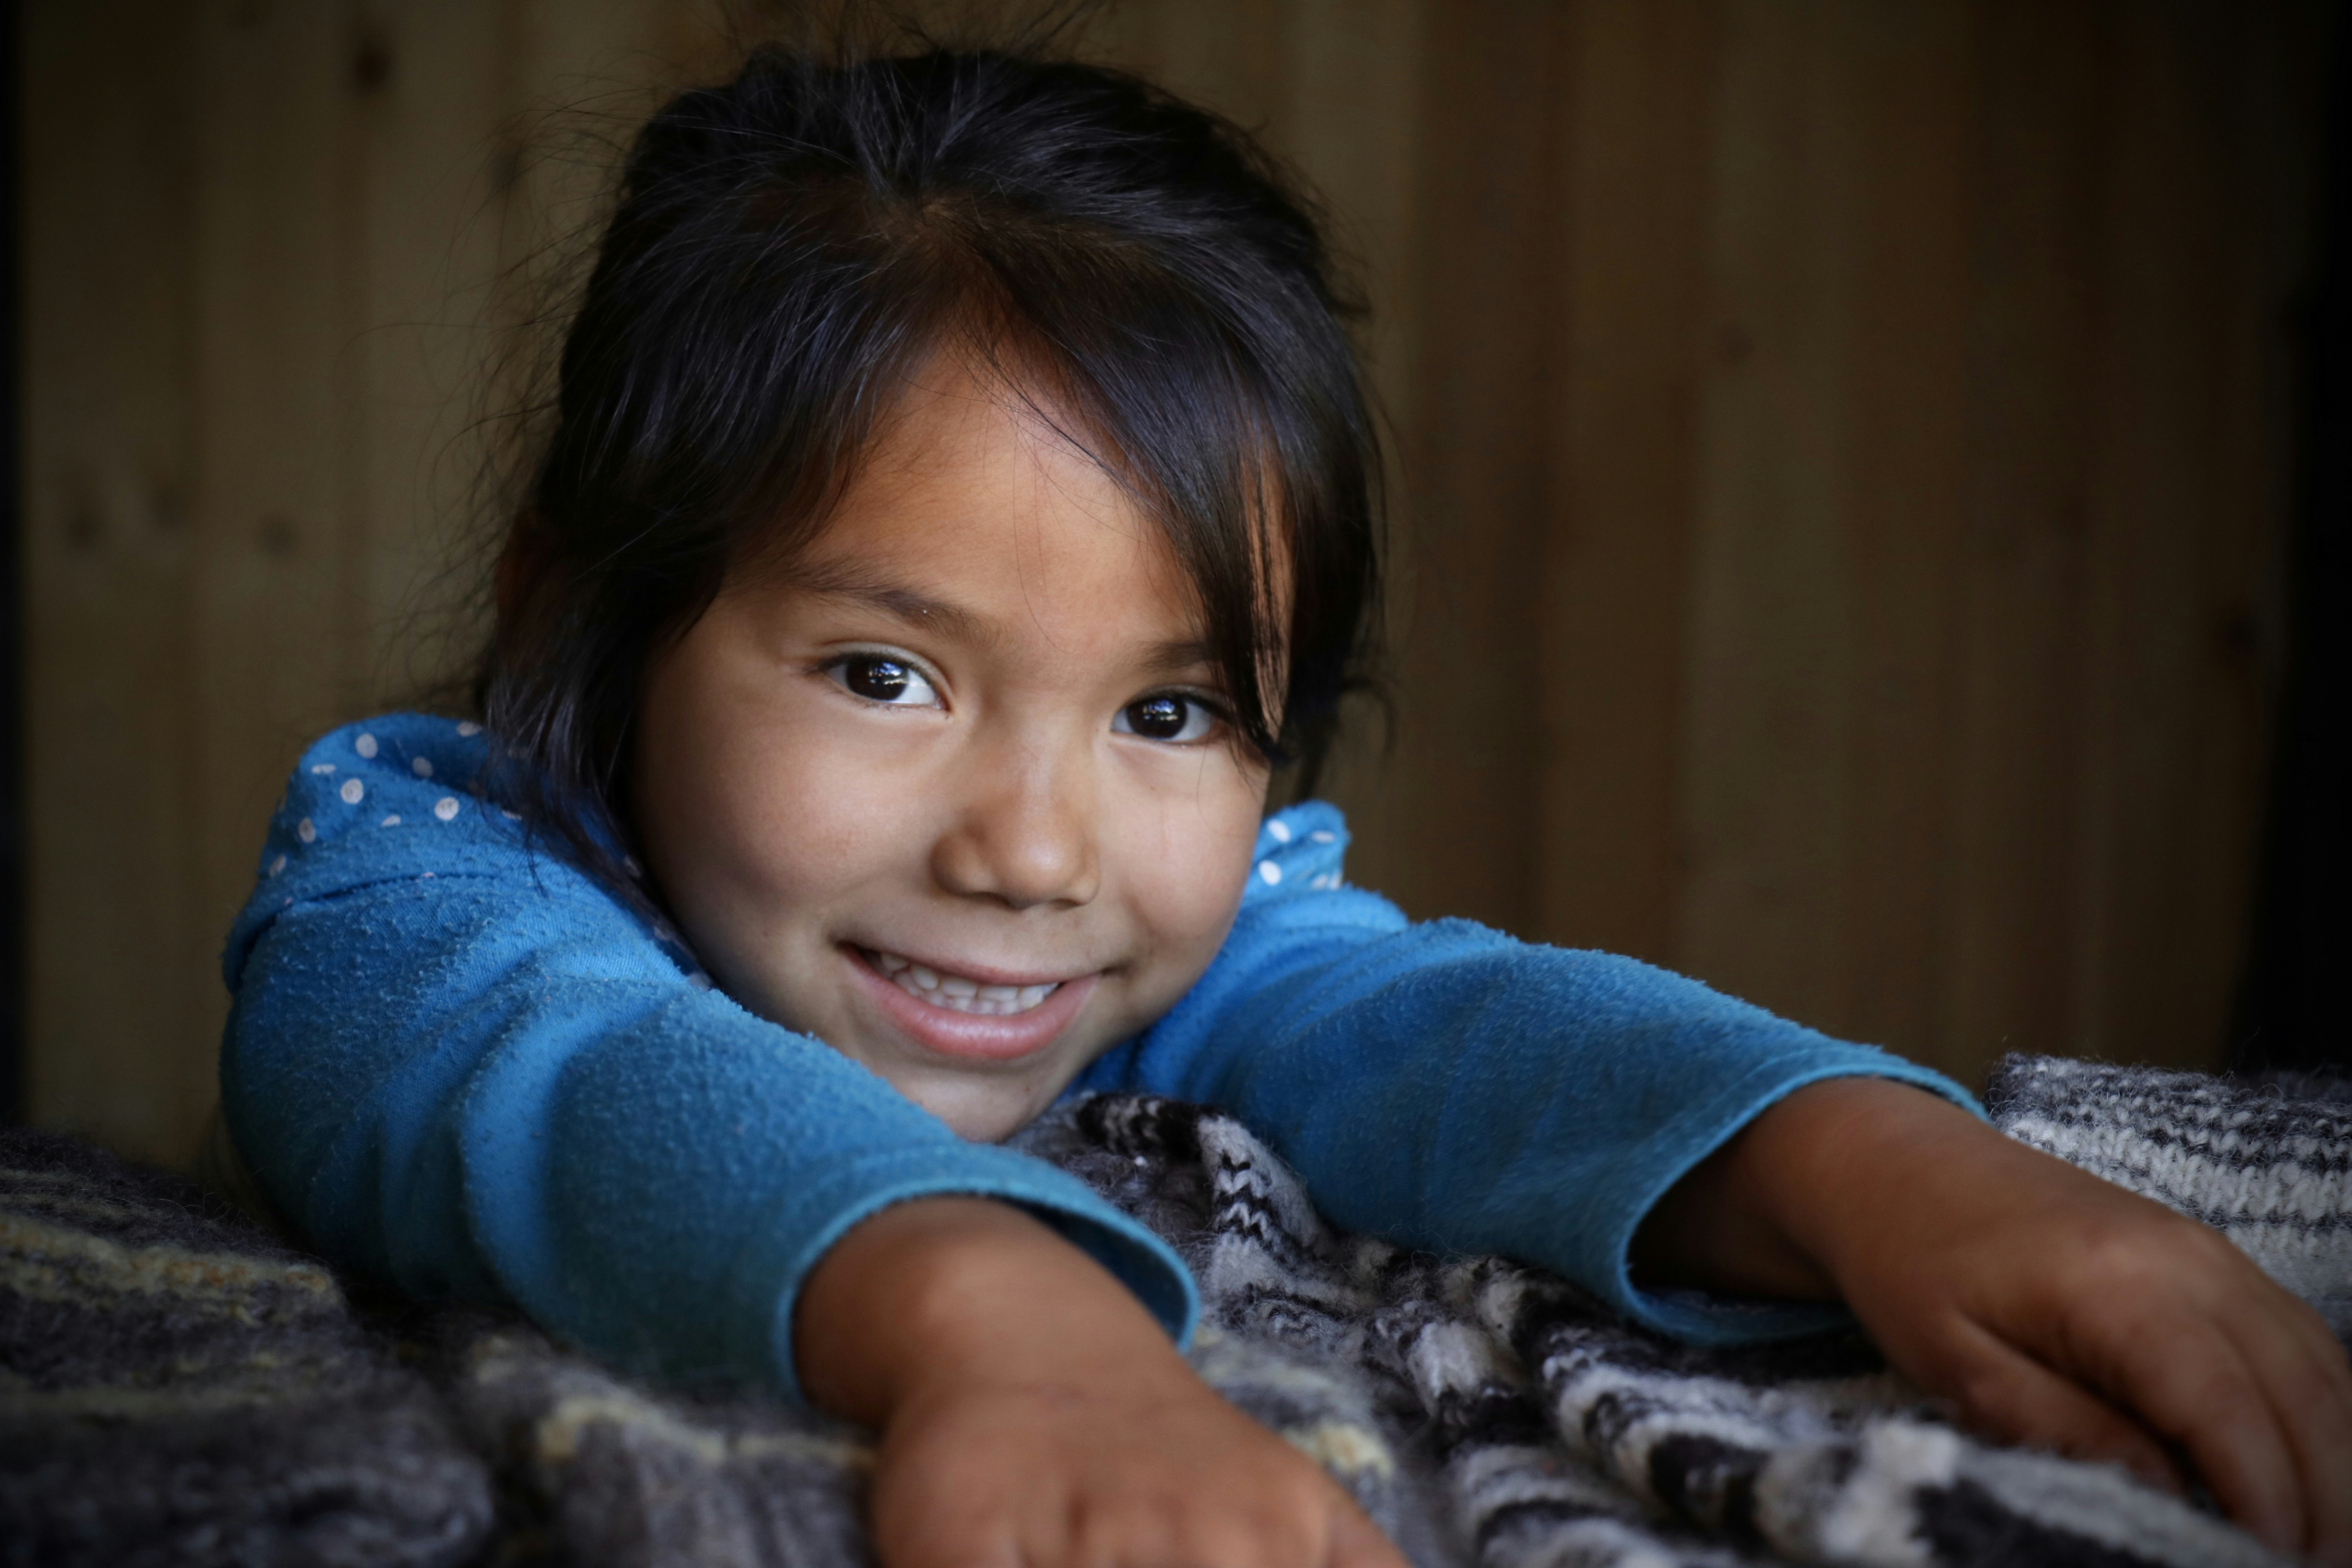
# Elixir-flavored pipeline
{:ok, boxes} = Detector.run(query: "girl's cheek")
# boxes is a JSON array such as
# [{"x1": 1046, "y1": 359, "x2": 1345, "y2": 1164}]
[
  {"x1": 1125, "y1": 772, "x2": 1264, "y2": 964},
  {"x1": 704, "y1": 721, "x2": 936, "y2": 916},
  {"x1": 637, "y1": 629, "x2": 818, "y2": 924},
  {"x1": 650, "y1": 630, "x2": 918, "y2": 887}
]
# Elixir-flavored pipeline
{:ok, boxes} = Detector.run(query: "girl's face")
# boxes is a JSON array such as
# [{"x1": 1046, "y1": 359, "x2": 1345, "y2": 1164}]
[{"x1": 634, "y1": 356, "x2": 1274, "y2": 1141}]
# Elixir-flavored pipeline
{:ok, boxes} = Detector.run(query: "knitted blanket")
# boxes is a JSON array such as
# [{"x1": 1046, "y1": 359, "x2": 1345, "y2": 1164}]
[
  {"x1": 0, "y1": 1132, "x2": 492, "y2": 1567},
  {"x1": 4, "y1": 1056, "x2": 2347, "y2": 1568}
]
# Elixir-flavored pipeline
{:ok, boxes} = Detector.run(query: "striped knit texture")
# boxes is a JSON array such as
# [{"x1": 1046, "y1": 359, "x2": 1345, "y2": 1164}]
[
  {"x1": 5, "y1": 1055, "x2": 2347, "y2": 1567},
  {"x1": 1989, "y1": 1054, "x2": 2352, "y2": 1338},
  {"x1": 0, "y1": 1131, "x2": 492, "y2": 1568},
  {"x1": 1018, "y1": 1088, "x2": 2303, "y2": 1568}
]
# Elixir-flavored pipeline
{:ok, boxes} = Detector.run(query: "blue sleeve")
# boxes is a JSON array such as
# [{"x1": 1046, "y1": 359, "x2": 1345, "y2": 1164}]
[
  {"x1": 219, "y1": 714, "x2": 1195, "y2": 1400},
  {"x1": 1077, "y1": 802, "x2": 1981, "y2": 1345}
]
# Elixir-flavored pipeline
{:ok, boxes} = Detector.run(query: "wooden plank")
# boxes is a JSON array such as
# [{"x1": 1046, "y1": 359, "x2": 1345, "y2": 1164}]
[
  {"x1": 1825, "y1": 1, "x2": 1976, "y2": 1067},
  {"x1": 345, "y1": 0, "x2": 517, "y2": 705},
  {"x1": 1534, "y1": 0, "x2": 1715, "y2": 964},
  {"x1": 1677, "y1": 0, "x2": 1977, "y2": 1057},
  {"x1": 1343, "y1": 0, "x2": 1564, "y2": 930},
  {"x1": 2188, "y1": 0, "x2": 2329, "y2": 1068},
  {"x1": 2071, "y1": 0, "x2": 2312, "y2": 1071},
  {"x1": 1942, "y1": 0, "x2": 2108, "y2": 1076},
  {"x1": 22, "y1": 0, "x2": 208, "y2": 1162},
  {"x1": 1263, "y1": 0, "x2": 1426, "y2": 881},
  {"x1": 1281, "y1": 0, "x2": 1424, "y2": 437},
  {"x1": 497, "y1": 0, "x2": 699, "y2": 291},
  {"x1": 183, "y1": 0, "x2": 361, "y2": 1163},
  {"x1": 1677, "y1": 0, "x2": 1864, "y2": 1028}
]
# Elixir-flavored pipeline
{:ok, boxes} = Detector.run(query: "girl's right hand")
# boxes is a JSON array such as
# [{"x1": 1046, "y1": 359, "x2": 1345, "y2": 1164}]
[
  {"x1": 797, "y1": 1196, "x2": 1405, "y2": 1568},
  {"x1": 1637, "y1": 1078, "x2": 2352, "y2": 1565}
]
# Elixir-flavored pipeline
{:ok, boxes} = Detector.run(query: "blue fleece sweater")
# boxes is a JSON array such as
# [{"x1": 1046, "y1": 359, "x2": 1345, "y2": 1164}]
[{"x1": 221, "y1": 714, "x2": 1974, "y2": 1399}]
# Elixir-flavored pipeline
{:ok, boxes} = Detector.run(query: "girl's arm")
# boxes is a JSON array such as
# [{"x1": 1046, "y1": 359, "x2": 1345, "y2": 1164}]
[
  {"x1": 220, "y1": 715, "x2": 1194, "y2": 1398},
  {"x1": 1081, "y1": 802, "x2": 1969, "y2": 1345},
  {"x1": 1086, "y1": 804, "x2": 2352, "y2": 1562}
]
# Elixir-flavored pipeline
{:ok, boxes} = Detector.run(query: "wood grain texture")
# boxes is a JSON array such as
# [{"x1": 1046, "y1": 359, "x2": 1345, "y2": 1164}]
[
  {"x1": 344, "y1": 0, "x2": 513, "y2": 702},
  {"x1": 1347, "y1": 0, "x2": 1565, "y2": 933},
  {"x1": 183, "y1": 0, "x2": 362, "y2": 1167},
  {"x1": 2070, "y1": 2, "x2": 2300, "y2": 1069},
  {"x1": 1682, "y1": 0, "x2": 1980, "y2": 1038},
  {"x1": 23, "y1": 0, "x2": 209, "y2": 1160},
  {"x1": 21, "y1": 0, "x2": 2326, "y2": 1157},
  {"x1": 1536, "y1": 0, "x2": 1714, "y2": 966},
  {"x1": 1944, "y1": 0, "x2": 2108, "y2": 1073}
]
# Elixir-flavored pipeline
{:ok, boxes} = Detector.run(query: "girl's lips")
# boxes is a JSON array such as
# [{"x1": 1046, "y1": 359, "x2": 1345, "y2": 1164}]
[{"x1": 844, "y1": 945, "x2": 1099, "y2": 1062}]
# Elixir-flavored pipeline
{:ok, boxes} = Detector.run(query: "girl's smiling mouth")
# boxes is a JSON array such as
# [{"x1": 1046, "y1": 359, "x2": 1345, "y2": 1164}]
[
  {"x1": 844, "y1": 944, "x2": 1101, "y2": 1062},
  {"x1": 867, "y1": 948, "x2": 1060, "y2": 1014}
]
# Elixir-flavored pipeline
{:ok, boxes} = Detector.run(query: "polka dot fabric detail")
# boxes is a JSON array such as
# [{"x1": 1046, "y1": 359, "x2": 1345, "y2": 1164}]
[
  {"x1": 232, "y1": 711, "x2": 719, "y2": 995},
  {"x1": 253, "y1": 715, "x2": 497, "y2": 883},
  {"x1": 1247, "y1": 802, "x2": 1349, "y2": 902}
]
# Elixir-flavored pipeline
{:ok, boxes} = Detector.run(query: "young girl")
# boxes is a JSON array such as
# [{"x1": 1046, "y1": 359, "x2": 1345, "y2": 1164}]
[{"x1": 218, "y1": 38, "x2": 2351, "y2": 1568}]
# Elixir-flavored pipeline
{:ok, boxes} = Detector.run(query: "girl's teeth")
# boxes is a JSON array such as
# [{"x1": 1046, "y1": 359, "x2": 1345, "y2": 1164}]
[{"x1": 867, "y1": 950, "x2": 1061, "y2": 1016}]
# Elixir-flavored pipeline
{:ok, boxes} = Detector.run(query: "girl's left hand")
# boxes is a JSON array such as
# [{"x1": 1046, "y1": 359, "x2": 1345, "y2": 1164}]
[{"x1": 1636, "y1": 1076, "x2": 2352, "y2": 1566}]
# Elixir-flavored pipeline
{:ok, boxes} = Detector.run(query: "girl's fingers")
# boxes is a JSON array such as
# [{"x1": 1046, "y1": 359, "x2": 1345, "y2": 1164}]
[
  {"x1": 1929, "y1": 1317, "x2": 2185, "y2": 1495},
  {"x1": 871, "y1": 1492, "x2": 1023, "y2": 1568},
  {"x1": 2223, "y1": 1297, "x2": 2352, "y2": 1564},
  {"x1": 2077, "y1": 1300, "x2": 2307, "y2": 1556}
]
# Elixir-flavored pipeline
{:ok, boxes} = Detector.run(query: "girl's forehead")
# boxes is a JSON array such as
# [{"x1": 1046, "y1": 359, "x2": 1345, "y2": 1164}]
[
  {"x1": 750, "y1": 361, "x2": 1210, "y2": 659},
  {"x1": 806, "y1": 358, "x2": 1187, "y2": 583},
  {"x1": 847, "y1": 349, "x2": 1291, "y2": 606},
  {"x1": 863, "y1": 348, "x2": 1120, "y2": 491}
]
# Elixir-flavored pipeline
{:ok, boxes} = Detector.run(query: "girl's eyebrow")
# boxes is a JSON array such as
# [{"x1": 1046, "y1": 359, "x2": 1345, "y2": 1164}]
[
  {"x1": 789, "y1": 560, "x2": 992, "y2": 646},
  {"x1": 792, "y1": 559, "x2": 1220, "y2": 677},
  {"x1": 1141, "y1": 637, "x2": 1218, "y2": 676}
]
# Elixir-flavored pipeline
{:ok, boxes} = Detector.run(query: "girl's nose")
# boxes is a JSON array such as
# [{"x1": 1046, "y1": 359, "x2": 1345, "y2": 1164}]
[{"x1": 929, "y1": 743, "x2": 1100, "y2": 910}]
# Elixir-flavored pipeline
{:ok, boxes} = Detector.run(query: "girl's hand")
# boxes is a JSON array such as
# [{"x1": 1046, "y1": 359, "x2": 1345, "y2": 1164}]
[
  {"x1": 1637, "y1": 1078, "x2": 2352, "y2": 1566},
  {"x1": 798, "y1": 1196, "x2": 1406, "y2": 1568}
]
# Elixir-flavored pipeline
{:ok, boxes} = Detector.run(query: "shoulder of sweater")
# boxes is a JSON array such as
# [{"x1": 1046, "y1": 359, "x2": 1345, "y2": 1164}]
[{"x1": 222, "y1": 713, "x2": 677, "y2": 993}]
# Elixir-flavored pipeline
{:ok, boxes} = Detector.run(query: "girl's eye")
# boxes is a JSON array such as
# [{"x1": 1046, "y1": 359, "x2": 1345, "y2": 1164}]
[
  {"x1": 1113, "y1": 693, "x2": 1218, "y2": 744},
  {"x1": 827, "y1": 654, "x2": 940, "y2": 708}
]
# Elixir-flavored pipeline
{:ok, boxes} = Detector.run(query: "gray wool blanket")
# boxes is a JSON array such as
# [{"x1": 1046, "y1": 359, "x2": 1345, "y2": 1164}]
[{"x1": 5, "y1": 1055, "x2": 2349, "y2": 1568}]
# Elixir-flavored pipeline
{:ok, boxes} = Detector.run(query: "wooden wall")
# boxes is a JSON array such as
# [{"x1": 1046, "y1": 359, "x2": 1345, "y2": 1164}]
[{"x1": 22, "y1": 0, "x2": 2329, "y2": 1164}]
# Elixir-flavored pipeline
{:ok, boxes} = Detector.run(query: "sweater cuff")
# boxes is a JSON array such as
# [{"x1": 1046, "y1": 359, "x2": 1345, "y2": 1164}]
[
  {"x1": 1608, "y1": 1053, "x2": 1982, "y2": 1346},
  {"x1": 720, "y1": 1143, "x2": 1199, "y2": 1406}
]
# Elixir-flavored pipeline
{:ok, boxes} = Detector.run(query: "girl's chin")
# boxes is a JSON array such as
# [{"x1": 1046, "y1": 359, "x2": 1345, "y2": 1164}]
[
  {"x1": 898, "y1": 1078, "x2": 1062, "y2": 1143},
  {"x1": 842, "y1": 944, "x2": 1102, "y2": 1064}
]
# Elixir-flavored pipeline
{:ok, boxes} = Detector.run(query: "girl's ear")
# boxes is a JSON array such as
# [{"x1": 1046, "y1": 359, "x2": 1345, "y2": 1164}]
[{"x1": 495, "y1": 511, "x2": 554, "y2": 624}]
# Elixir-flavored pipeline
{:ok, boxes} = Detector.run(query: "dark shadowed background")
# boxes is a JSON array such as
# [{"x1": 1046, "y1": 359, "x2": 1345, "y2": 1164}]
[{"x1": 15, "y1": 0, "x2": 2348, "y2": 1165}]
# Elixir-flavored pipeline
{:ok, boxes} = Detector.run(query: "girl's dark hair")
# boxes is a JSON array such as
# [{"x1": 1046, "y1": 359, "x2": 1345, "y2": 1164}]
[{"x1": 479, "y1": 33, "x2": 1384, "y2": 894}]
